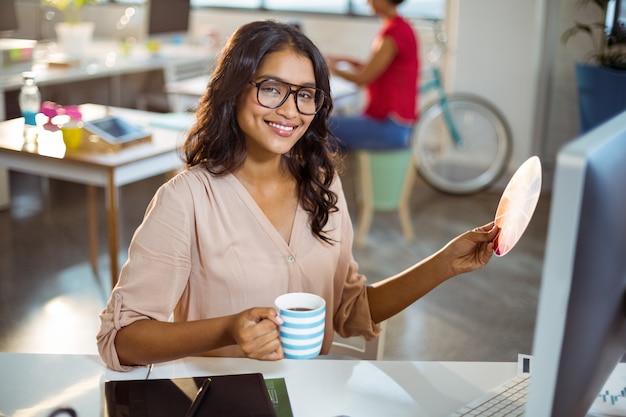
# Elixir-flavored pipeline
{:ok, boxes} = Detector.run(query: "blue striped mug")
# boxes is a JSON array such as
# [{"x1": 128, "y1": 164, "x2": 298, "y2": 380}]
[{"x1": 275, "y1": 292, "x2": 326, "y2": 359}]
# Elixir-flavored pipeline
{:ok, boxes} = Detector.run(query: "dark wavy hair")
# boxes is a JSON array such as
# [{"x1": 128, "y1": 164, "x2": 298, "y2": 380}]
[{"x1": 184, "y1": 20, "x2": 340, "y2": 244}]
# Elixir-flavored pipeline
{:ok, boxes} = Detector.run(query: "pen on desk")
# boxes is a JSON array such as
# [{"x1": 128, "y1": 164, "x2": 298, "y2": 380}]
[
  {"x1": 145, "y1": 363, "x2": 153, "y2": 380},
  {"x1": 184, "y1": 377, "x2": 212, "y2": 417}
]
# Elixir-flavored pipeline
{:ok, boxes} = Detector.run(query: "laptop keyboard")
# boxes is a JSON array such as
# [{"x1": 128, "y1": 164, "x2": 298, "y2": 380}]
[{"x1": 448, "y1": 373, "x2": 530, "y2": 416}]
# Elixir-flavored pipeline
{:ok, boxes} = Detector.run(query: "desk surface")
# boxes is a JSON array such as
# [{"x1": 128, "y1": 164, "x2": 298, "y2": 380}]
[
  {"x1": 0, "y1": 353, "x2": 517, "y2": 417},
  {"x1": 0, "y1": 104, "x2": 188, "y2": 184}
]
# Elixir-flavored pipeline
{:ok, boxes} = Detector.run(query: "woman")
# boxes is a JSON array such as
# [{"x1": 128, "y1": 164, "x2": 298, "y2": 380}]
[
  {"x1": 97, "y1": 20, "x2": 497, "y2": 372},
  {"x1": 327, "y1": 0, "x2": 418, "y2": 150}
]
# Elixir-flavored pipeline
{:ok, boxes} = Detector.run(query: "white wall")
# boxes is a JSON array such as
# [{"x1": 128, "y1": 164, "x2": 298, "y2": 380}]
[{"x1": 445, "y1": 0, "x2": 546, "y2": 183}]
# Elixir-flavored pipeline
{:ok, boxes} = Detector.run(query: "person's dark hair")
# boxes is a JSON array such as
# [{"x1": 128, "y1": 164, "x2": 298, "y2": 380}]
[{"x1": 184, "y1": 20, "x2": 340, "y2": 244}]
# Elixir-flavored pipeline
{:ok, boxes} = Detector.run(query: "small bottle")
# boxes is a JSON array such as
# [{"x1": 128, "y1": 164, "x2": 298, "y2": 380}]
[{"x1": 19, "y1": 71, "x2": 41, "y2": 144}]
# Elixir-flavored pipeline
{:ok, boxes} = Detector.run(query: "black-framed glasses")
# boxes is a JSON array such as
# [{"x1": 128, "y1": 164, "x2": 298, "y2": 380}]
[{"x1": 250, "y1": 79, "x2": 326, "y2": 115}]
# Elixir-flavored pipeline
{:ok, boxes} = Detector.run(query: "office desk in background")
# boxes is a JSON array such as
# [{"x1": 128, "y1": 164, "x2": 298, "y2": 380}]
[
  {"x1": 0, "y1": 40, "x2": 216, "y2": 210},
  {"x1": 0, "y1": 104, "x2": 189, "y2": 289},
  {"x1": 0, "y1": 41, "x2": 216, "y2": 121},
  {"x1": 0, "y1": 353, "x2": 518, "y2": 417}
]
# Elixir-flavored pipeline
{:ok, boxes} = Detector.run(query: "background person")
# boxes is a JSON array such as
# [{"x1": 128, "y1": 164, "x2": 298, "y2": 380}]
[{"x1": 327, "y1": 0, "x2": 419, "y2": 150}]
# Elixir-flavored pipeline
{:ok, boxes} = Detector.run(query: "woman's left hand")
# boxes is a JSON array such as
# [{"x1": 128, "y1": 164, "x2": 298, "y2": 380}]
[{"x1": 442, "y1": 222, "x2": 499, "y2": 276}]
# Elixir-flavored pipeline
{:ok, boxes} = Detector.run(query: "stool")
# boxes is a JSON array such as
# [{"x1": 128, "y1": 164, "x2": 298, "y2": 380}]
[{"x1": 353, "y1": 148, "x2": 416, "y2": 247}]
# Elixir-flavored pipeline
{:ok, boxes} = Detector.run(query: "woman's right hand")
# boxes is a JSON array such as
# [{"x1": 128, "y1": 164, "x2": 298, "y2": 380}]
[
  {"x1": 326, "y1": 56, "x2": 363, "y2": 73},
  {"x1": 228, "y1": 307, "x2": 284, "y2": 360}
]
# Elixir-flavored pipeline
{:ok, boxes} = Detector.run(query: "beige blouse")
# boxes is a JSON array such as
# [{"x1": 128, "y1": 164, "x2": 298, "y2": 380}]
[{"x1": 97, "y1": 165, "x2": 380, "y2": 371}]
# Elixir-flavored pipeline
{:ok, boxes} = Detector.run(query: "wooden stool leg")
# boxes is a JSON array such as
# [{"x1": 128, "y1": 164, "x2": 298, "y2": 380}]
[
  {"x1": 87, "y1": 185, "x2": 99, "y2": 274},
  {"x1": 398, "y1": 166, "x2": 416, "y2": 242},
  {"x1": 355, "y1": 152, "x2": 373, "y2": 247}
]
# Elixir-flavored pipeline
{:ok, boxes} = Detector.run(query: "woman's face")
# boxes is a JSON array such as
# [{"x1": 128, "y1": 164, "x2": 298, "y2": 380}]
[
  {"x1": 236, "y1": 48, "x2": 316, "y2": 161},
  {"x1": 368, "y1": 0, "x2": 392, "y2": 15}
]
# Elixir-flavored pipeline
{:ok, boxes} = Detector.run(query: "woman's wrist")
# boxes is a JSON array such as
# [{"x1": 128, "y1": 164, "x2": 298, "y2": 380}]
[{"x1": 428, "y1": 247, "x2": 457, "y2": 283}]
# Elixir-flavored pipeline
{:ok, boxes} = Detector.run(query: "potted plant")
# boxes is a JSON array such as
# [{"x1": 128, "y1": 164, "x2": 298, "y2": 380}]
[
  {"x1": 41, "y1": 0, "x2": 97, "y2": 61},
  {"x1": 561, "y1": 0, "x2": 626, "y2": 132}
]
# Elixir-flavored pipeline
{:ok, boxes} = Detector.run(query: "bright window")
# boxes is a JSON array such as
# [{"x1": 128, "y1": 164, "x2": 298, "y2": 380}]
[
  {"x1": 187, "y1": 0, "x2": 445, "y2": 19},
  {"x1": 190, "y1": 0, "x2": 261, "y2": 7},
  {"x1": 264, "y1": 0, "x2": 348, "y2": 14}
]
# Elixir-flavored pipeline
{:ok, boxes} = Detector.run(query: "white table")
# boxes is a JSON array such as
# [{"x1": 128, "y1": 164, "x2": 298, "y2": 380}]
[
  {"x1": 0, "y1": 41, "x2": 216, "y2": 121},
  {"x1": 0, "y1": 353, "x2": 517, "y2": 417},
  {"x1": 0, "y1": 40, "x2": 215, "y2": 211},
  {"x1": 0, "y1": 104, "x2": 189, "y2": 288}
]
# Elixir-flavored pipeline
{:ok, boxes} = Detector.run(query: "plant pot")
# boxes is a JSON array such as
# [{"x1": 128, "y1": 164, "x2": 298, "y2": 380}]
[
  {"x1": 55, "y1": 21, "x2": 94, "y2": 61},
  {"x1": 575, "y1": 62, "x2": 626, "y2": 133}
]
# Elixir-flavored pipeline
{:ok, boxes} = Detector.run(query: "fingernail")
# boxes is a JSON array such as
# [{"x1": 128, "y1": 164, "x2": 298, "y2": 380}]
[{"x1": 276, "y1": 315, "x2": 284, "y2": 325}]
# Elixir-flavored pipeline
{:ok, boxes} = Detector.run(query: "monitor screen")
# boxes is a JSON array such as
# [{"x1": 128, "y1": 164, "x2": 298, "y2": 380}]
[
  {"x1": 147, "y1": 0, "x2": 191, "y2": 40},
  {"x1": 526, "y1": 109, "x2": 626, "y2": 416},
  {"x1": 0, "y1": 0, "x2": 18, "y2": 33}
]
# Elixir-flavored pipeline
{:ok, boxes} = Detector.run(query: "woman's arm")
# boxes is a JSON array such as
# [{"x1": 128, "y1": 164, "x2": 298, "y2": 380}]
[
  {"x1": 115, "y1": 307, "x2": 284, "y2": 366},
  {"x1": 328, "y1": 36, "x2": 397, "y2": 86},
  {"x1": 366, "y1": 223, "x2": 499, "y2": 323}
]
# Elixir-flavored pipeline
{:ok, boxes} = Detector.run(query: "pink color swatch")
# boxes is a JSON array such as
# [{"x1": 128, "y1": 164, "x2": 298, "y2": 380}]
[{"x1": 493, "y1": 156, "x2": 542, "y2": 256}]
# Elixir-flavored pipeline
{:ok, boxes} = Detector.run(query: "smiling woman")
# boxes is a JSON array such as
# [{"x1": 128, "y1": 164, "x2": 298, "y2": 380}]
[{"x1": 96, "y1": 19, "x2": 498, "y2": 373}]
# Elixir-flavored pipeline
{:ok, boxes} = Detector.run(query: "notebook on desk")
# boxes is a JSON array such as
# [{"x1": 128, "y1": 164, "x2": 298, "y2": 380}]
[{"x1": 104, "y1": 372, "x2": 281, "y2": 417}]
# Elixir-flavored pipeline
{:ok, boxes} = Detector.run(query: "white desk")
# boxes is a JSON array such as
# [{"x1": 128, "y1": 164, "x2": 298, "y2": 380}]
[
  {"x1": 0, "y1": 104, "x2": 189, "y2": 288},
  {"x1": 0, "y1": 41, "x2": 216, "y2": 121},
  {"x1": 0, "y1": 353, "x2": 517, "y2": 417},
  {"x1": 0, "y1": 40, "x2": 216, "y2": 211}
]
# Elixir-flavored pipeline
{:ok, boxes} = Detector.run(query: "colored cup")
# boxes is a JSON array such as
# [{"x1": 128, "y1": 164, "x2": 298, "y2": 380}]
[
  {"x1": 275, "y1": 292, "x2": 326, "y2": 359},
  {"x1": 61, "y1": 125, "x2": 82, "y2": 150}
]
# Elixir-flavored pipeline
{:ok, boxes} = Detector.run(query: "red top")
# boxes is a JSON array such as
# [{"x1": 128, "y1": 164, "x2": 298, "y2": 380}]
[{"x1": 364, "y1": 16, "x2": 419, "y2": 123}]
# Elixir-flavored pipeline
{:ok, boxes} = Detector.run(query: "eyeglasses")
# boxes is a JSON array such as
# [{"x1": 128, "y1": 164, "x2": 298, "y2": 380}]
[{"x1": 250, "y1": 79, "x2": 326, "y2": 115}]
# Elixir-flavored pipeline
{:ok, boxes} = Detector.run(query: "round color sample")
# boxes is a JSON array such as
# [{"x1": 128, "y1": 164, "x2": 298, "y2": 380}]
[{"x1": 493, "y1": 156, "x2": 542, "y2": 256}]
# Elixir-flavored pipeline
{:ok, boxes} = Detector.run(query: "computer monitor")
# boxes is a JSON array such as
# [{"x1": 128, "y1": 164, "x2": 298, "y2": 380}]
[
  {"x1": 147, "y1": 0, "x2": 191, "y2": 44},
  {"x1": 525, "y1": 109, "x2": 626, "y2": 416}
]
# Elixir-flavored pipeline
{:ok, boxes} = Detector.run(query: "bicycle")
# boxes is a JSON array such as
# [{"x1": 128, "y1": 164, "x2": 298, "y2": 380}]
[{"x1": 411, "y1": 22, "x2": 512, "y2": 195}]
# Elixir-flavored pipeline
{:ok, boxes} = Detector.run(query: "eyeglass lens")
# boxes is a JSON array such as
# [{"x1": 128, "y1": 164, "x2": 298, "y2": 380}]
[{"x1": 255, "y1": 80, "x2": 323, "y2": 115}]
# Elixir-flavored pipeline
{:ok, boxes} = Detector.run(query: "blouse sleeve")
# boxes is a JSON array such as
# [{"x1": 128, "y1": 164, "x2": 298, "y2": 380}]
[{"x1": 96, "y1": 173, "x2": 195, "y2": 371}]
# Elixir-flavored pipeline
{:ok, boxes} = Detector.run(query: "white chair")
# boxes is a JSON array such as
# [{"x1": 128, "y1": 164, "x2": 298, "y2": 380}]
[{"x1": 329, "y1": 320, "x2": 387, "y2": 360}]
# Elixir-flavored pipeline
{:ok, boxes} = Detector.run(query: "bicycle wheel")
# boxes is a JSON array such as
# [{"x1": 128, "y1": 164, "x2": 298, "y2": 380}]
[{"x1": 412, "y1": 93, "x2": 512, "y2": 194}]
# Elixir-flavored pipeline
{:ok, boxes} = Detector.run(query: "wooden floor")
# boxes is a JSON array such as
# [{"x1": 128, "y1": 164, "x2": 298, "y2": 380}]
[{"x1": 0, "y1": 160, "x2": 550, "y2": 361}]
